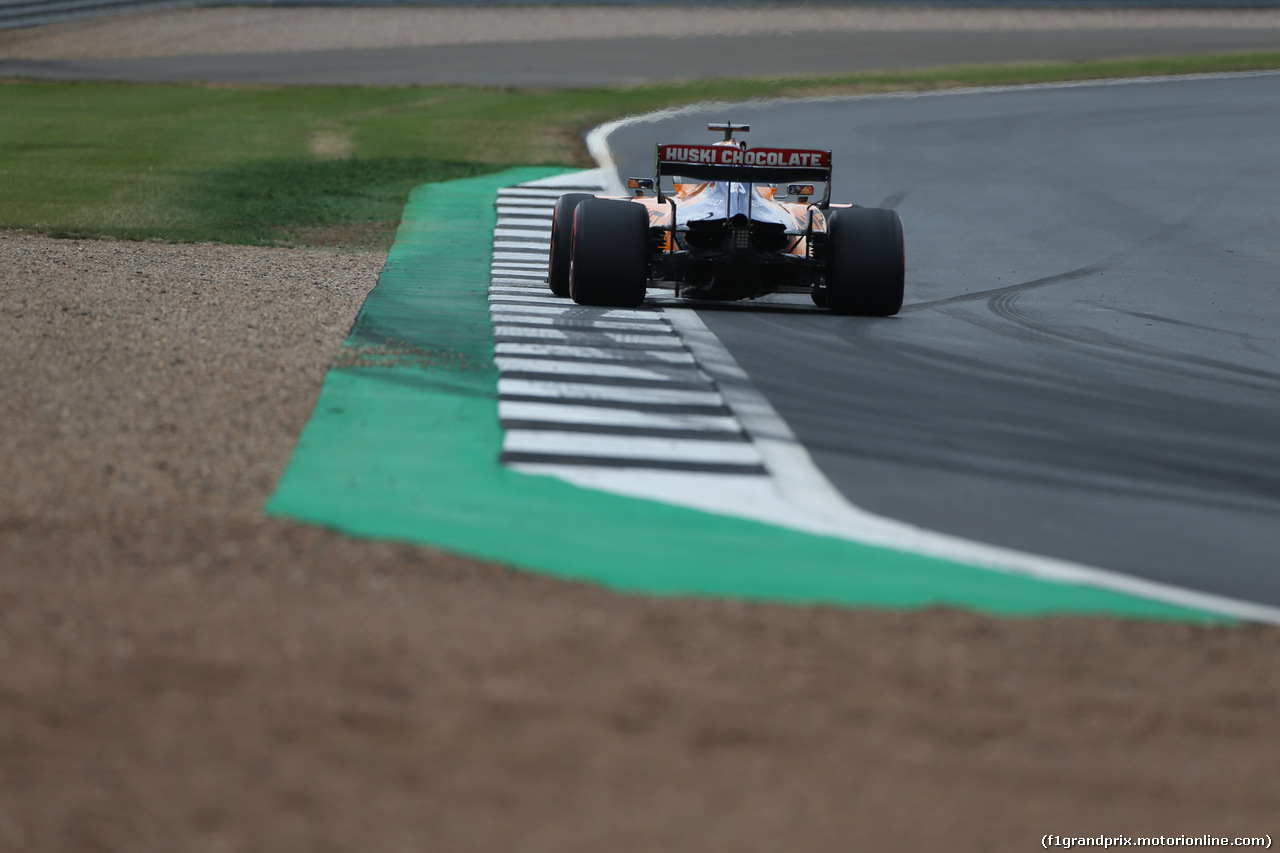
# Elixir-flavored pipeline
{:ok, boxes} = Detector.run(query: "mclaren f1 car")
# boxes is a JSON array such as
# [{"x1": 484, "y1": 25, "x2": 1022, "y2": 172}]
[{"x1": 547, "y1": 122, "x2": 904, "y2": 315}]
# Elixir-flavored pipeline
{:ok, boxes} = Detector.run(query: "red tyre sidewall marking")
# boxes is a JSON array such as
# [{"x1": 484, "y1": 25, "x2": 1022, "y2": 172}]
[
  {"x1": 549, "y1": 208, "x2": 560, "y2": 284},
  {"x1": 568, "y1": 207, "x2": 580, "y2": 300},
  {"x1": 899, "y1": 213, "x2": 907, "y2": 283}
]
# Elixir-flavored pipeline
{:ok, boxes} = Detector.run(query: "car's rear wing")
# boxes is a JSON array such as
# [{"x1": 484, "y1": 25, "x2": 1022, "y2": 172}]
[{"x1": 654, "y1": 143, "x2": 832, "y2": 205}]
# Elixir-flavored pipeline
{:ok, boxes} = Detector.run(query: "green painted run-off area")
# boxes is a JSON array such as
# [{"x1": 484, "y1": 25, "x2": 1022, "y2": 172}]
[{"x1": 266, "y1": 168, "x2": 1219, "y2": 621}]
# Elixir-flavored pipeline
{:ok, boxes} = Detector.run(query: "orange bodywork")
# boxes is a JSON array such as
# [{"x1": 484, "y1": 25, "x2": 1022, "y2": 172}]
[{"x1": 627, "y1": 181, "x2": 832, "y2": 255}]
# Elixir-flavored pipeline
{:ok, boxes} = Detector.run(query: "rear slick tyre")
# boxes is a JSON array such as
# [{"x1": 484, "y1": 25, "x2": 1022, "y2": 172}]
[
  {"x1": 569, "y1": 198, "x2": 648, "y2": 308},
  {"x1": 826, "y1": 207, "x2": 905, "y2": 316},
  {"x1": 547, "y1": 192, "x2": 595, "y2": 298}
]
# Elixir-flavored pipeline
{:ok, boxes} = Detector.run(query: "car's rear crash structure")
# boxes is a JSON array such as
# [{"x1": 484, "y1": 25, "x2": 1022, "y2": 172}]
[{"x1": 547, "y1": 123, "x2": 905, "y2": 315}]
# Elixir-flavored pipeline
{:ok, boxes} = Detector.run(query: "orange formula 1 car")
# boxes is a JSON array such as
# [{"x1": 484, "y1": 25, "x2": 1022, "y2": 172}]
[{"x1": 547, "y1": 122, "x2": 904, "y2": 315}]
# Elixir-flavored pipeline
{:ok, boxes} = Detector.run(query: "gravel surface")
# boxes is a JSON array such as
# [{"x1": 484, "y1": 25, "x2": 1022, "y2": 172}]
[
  {"x1": 0, "y1": 234, "x2": 380, "y2": 523},
  {"x1": 4, "y1": 5, "x2": 1280, "y2": 60},
  {"x1": 2, "y1": 225, "x2": 1279, "y2": 852}
]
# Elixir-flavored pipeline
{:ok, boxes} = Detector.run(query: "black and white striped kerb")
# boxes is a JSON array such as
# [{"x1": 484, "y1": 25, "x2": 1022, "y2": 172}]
[{"x1": 490, "y1": 178, "x2": 769, "y2": 477}]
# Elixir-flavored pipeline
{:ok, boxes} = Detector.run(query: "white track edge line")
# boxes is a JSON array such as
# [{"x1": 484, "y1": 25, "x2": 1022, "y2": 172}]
[
  {"x1": 586, "y1": 69, "x2": 1280, "y2": 195},
  {"x1": 665, "y1": 300, "x2": 1280, "y2": 625},
  {"x1": 587, "y1": 90, "x2": 1280, "y2": 623}
]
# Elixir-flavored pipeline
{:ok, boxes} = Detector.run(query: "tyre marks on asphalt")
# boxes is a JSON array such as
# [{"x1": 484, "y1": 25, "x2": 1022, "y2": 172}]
[
  {"x1": 490, "y1": 176, "x2": 770, "y2": 478},
  {"x1": 482, "y1": 175, "x2": 1280, "y2": 623}
]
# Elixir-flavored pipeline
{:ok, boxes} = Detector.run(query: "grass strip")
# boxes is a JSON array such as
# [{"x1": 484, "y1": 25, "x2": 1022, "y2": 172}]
[
  {"x1": 265, "y1": 168, "x2": 1223, "y2": 622},
  {"x1": 2, "y1": 50, "x2": 1279, "y2": 249}
]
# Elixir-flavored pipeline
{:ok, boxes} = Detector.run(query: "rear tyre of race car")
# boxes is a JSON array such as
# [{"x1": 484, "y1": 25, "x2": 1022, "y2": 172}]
[
  {"x1": 569, "y1": 197, "x2": 649, "y2": 308},
  {"x1": 826, "y1": 207, "x2": 905, "y2": 316},
  {"x1": 547, "y1": 192, "x2": 595, "y2": 298}
]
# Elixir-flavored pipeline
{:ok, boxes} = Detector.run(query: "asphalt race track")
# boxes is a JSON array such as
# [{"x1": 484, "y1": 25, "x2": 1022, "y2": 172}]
[
  {"x1": 5, "y1": 28, "x2": 1280, "y2": 86},
  {"x1": 604, "y1": 73, "x2": 1280, "y2": 607}
]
